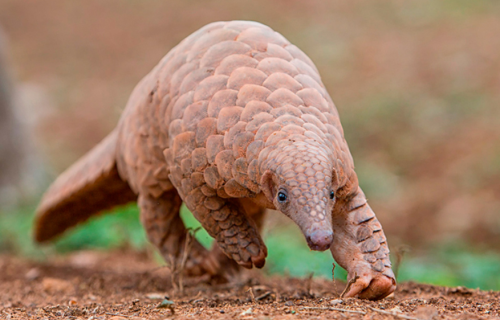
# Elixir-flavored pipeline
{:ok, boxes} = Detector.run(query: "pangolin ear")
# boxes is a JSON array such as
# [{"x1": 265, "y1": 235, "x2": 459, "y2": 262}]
[
  {"x1": 337, "y1": 172, "x2": 359, "y2": 199},
  {"x1": 260, "y1": 170, "x2": 278, "y2": 202}
]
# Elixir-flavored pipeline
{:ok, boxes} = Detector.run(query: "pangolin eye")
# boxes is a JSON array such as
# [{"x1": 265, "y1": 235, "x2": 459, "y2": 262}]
[
  {"x1": 277, "y1": 191, "x2": 288, "y2": 203},
  {"x1": 329, "y1": 191, "x2": 335, "y2": 200}
]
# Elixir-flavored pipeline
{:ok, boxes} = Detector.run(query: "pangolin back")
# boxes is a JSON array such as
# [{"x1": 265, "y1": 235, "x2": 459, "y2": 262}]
[{"x1": 115, "y1": 20, "x2": 357, "y2": 218}]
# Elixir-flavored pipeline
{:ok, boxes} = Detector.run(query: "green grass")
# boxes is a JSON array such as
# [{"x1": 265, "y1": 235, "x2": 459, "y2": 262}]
[
  {"x1": 397, "y1": 245, "x2": 500, "y2": 290},
  {"x1": 1, "y1": 203, "x2": 500, "y2": 290}
]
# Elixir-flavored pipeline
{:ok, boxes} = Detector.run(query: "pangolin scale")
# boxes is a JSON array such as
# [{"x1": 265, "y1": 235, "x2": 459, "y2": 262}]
[{"x1": 34, "y1": 21, "x2": 396, "y2": 300}]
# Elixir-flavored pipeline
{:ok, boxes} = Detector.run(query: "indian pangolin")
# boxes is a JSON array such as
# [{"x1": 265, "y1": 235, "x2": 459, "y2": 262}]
[{"x1": 34, "y1": 21, "x2": 396, "y2": 300}]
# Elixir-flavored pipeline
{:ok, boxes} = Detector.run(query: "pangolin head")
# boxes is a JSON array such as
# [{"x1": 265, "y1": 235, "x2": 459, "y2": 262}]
[{"x1": 259, "y1": 134, "x2": 358, "y2": 251}]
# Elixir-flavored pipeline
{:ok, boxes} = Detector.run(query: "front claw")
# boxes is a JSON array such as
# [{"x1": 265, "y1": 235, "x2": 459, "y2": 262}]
[{"x1": 342, "y1": 267, "x2": 396, "y2": 300}]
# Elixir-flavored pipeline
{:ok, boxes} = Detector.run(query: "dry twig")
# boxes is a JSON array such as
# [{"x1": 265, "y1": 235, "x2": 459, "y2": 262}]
[
  {"x1": 331, "y1": 263, "x2": 338, "y2": 296},
  {"x1": 106, "y1": 312, "x2": 130, "y2": 317},
  {"x1": 247, "y1": 287, "x2": 256, "y2": 303},
  {"x1": 306, "y1": 272, "x2": 314, "y2": 296},
  {"x1": 178, "y1": 228, "x2": 197, "y2": 293},
  {"x1": 299, "y1": 306, "x2": 366, "y2": 315},
  {"x1": 368, "y1": 307, "x2": 419, "y2": 320},
  {"x1": 340, "y1": 272, "x2": 359, "y2": 298},
  {"x1": 255, "y1": 291, "x2": 272, "y2": 301},
  {"x1": 167, "y1": 255, "x2": 178, "y2": 292},
  {"x1": 165, "y1": 227, "x2": 200, "y2": 293},
  {"x1": 394, "y1": 245, "x2": 410, "y2": 280}
]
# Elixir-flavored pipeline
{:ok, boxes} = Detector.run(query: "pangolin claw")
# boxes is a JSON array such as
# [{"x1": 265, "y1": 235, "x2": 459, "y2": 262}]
[{"x1": 343, "y1": 271, "x2": 396, "y2": 300}]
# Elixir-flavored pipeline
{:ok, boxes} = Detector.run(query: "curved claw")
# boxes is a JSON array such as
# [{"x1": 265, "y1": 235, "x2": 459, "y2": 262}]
[
  {"x1": 250, "y1": 246, "x2": 267, "y2": 268},
  {"x1": 343, "y1": 269, "x2": 396, "y2": 300}
]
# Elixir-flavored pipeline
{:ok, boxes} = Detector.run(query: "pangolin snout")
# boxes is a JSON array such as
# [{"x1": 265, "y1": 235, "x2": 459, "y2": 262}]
[{"x1": 306, "y1": 229, "x2": 333, "y2": 251}]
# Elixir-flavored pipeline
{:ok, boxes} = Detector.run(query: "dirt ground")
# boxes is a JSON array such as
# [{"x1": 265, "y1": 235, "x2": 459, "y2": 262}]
[{"x1": 0, "y1": 250, "x2": 498, "y2": 320}]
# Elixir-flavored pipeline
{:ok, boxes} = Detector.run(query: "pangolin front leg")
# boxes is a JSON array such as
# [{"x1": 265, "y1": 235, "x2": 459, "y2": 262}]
[
  {"x1": 138, "y1": 191, "x2": 219, "y2": 276},
  {"x1": 183, "y1": 186, "x2": 267, "y2": 269},
  {"x1": 330, "y1": 188, "x2": 396, "y2": 300},
  {"x1": 207, "y1": 199, "x2": 267, "y2": 277}
]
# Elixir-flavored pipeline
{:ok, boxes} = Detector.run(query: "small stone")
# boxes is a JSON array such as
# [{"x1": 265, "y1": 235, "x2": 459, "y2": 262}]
[
  {"x1": 157, "y1": 299, "x2": 174, "y2": 307},
  {"x1": 42, "y1": 277, "x2": 73, "y2": 294},
  {"x1": 68, "y1": 299, "x2": 77, "y2": 306},
  {"x1": 146, "y1": 293, "x2": 164, "y2": 300},
  {"x1": 157, "y1": 298, "x2": 175, "y2": 313},
  {"x1": 330, "y1": 299, "x2": 343, "y2": 305},
  {"x1": 69, "y1": 251, "x2": 100, "y2": 268},
  {"x1": 414, "y1": 306, "x2": 439, "y2": 320},
  {"x1": 285, "y1": 300, "x2": 294, "y2": 306},
  {"x1": 389, "y1": 306, "x2": 402, "y2": 313},
  {"x1": 86, "y1": 294, "x2": 97, "y2": 301},
  {"x1": 241, "y1": 307, "x2": 253, "y2": 315},
  {"x1": 25, "y1": 268, "x2": 40, "y2": 281}
]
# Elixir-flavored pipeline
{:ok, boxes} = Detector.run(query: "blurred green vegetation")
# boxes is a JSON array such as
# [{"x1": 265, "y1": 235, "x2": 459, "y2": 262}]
[{"x1": 1, "y1": 203, "x2": 499, "y2": 290}]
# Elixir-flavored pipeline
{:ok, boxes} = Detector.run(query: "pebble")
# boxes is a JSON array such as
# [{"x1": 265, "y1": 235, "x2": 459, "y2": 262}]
[
  {"x1": 330, "y1": 299, "x2": 343, "y2": 305},
  {"x1": 157, "y1": 299, "x2": 175, "y2": 310},
  {"x1": 68, "y1": 251, "x2": 100, "y2": 268},
  {"x1": 86, "y1": 294, "x2": 97, "y2": 301},
  {"x1": 389, "y1": 306, "x2": 402, "y2": 313},
  {"x1": 414, "y1": 306, "x2": 439, "y2": 319},
  {"x1": 146, "y1": 293, "x2": 164, "y2": 300},
  {"x1": 25, "y1": 268, "x2": 40, "y2": 281},
  {"x1": 240, "y1": 307, "x2": 253, "y2": 315},
  {"x1": 42, "y1": 277, "x2": 73, "y2": 294}
]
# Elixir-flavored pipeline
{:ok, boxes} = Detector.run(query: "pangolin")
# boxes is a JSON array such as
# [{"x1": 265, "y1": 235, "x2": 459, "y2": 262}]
[{"x1": 34, "y1": 21, "x2": 396, "y2": 300}]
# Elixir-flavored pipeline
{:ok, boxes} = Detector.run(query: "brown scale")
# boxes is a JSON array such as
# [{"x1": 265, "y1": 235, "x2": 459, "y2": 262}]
[{"x1": 34, "y1": 21, "x2": 395, "y2": 300}]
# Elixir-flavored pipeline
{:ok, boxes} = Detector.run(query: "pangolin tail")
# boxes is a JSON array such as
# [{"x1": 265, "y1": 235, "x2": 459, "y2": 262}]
[{"x1": 34, "y1": 129, "x2": 137, "y2": 243}]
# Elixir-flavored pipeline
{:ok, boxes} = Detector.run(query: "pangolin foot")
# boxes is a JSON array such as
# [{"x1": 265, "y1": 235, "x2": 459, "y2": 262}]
[
  {"x1": 342, "y1": 268, "x2": 396, "y2": 300},
  {"x1": 182, "y1": 241, "x2": 221, "y2": 277}
]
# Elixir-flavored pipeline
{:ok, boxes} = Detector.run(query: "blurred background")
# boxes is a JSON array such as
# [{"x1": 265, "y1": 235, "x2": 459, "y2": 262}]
[{"x1": 0, "y1": 0, "x2": 499, "y2": 289}]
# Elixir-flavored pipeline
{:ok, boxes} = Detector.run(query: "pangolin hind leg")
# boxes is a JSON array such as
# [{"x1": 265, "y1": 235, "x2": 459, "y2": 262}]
[
  {"x1": 138, "y1": 191, "x2": 220, "y2": 276},
  {"x1": 330, "y1": 189, "x2": 396, "y2": 300},
  {"x1": 184, "y1": 189, "x2": 268, "y2": 269}
]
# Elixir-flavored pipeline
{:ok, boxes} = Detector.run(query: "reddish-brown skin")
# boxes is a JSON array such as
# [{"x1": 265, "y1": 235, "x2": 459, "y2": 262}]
[{"x1": 34, "y1": 21, "x2": 395, "y2": 300}]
